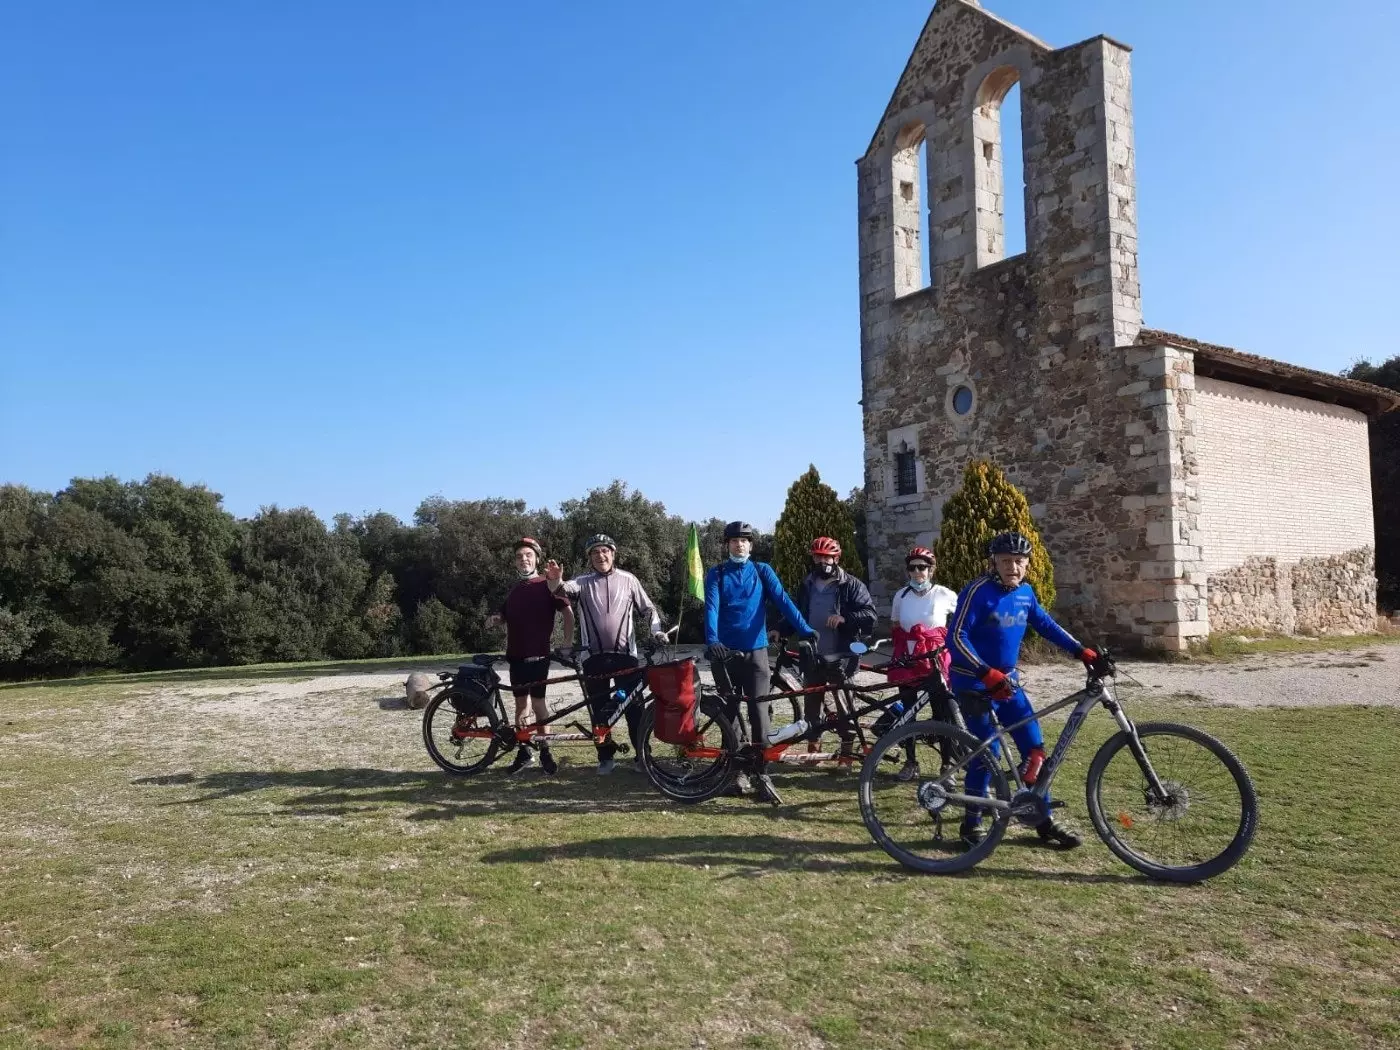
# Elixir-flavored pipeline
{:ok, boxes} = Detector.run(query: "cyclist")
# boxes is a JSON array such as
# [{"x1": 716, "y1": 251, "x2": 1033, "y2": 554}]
[
  {"x1": 792, "y1": 537, "x2": 876, "y2": 758},
  {"x1": 488, "y1": 537, "x2": 574, "y2": 775},
  {"x1": 948, "y1": 531, "x2": 1105, "y2": 849},
  {"x1": 545, "y1": 534, "x2": 669, "y2": 775},
  {"x1": 703, "y1": 520, "x2": 817, "y2": 801},
  {"x1": 876, "y1": 546, "x2": 957, "y2": 780}
]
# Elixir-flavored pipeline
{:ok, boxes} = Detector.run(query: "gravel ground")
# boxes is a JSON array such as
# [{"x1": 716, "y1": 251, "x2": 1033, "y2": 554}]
[{"x1": 143, "y1": 642, "x2": 1400, "y2": 720}]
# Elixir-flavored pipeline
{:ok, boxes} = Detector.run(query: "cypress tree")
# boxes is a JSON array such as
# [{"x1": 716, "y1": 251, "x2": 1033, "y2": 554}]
[
  {"x1": 935, "y1": 460, "x2": 1056, "y2": 607},
  {"x1": 773, "y1": 466, "x2": 864, "y2": 592}
]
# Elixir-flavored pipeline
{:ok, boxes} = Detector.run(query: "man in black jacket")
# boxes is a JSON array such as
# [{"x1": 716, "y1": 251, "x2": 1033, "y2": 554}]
[{"x1": 793, "y1": 537, "x2": 877, "y2": 757}]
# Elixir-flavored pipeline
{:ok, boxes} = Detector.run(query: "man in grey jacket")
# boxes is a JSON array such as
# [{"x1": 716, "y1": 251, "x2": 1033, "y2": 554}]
[{"x1": 545, "y1": 534, "x2": 669, "y2": 774}]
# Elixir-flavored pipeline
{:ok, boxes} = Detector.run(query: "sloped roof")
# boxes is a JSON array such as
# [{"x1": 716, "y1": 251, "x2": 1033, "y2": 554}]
[{"x1": 1137, "y1": 328, "x2": 1400, "y2": 416}]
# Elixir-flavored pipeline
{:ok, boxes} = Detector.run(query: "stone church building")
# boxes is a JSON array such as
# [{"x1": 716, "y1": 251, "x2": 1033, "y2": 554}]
[{"x1": 858, "y1": 0, "x2": 1398, "y2": 650}]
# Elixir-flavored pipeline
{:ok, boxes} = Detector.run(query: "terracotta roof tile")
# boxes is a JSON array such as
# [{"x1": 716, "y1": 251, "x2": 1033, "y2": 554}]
[{"x1": 1136, "y1": 328, "x2": 1400, "y2": 415}]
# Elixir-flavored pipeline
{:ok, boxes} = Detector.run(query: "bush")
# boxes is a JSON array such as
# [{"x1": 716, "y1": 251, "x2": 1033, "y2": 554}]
[
  {"x1": 935, "y1": 460, "x2": 1055, "y2": 607},
  {"x1": 772, "y1": 466, "x2": 864, "y2": 592}
]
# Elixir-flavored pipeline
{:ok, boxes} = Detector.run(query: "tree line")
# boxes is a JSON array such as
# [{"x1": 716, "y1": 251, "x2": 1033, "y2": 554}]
[{"x1": 0, "y1": 473, "x2": 865, "y2": 678}]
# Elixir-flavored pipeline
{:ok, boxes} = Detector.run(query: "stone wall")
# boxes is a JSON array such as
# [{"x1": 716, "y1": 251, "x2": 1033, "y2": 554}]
[
  {"x1": 858, "y1": 1, "x2": 1199, "y2": 648},
  {"x1": 1208, "y1": 548, "x2": 1377, "y2": 635}
]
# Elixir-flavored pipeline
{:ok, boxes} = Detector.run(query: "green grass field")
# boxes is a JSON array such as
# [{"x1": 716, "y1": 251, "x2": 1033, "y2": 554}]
[{"x1": 1, "y1": 674, "x2": 1397, "y2": 1049}]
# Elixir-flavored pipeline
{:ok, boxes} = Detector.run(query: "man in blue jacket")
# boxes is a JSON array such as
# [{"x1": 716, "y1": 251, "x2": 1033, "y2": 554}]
[
  {"x1": 704, "y1": 520, "x2": 817, "y2": 801},
  {"x1": 949, "y1": 531, "x2": 1105, "y2": 849}
]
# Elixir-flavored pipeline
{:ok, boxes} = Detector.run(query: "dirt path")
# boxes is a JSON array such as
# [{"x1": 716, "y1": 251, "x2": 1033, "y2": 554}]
[{"x1": 136, "y1": 643, "x2": 1399, "y2": 726}]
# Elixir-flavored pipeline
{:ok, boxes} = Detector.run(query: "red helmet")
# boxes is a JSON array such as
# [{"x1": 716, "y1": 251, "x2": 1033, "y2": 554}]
[
  {"x1": 906, "y1": 546, "x2": 935, "y2": 567},
  {"x1": 810, "y1": 537, "x2": 842, "y2": 558},
  {"x1": 513, "y1": 537, "x2": 544, "y2": 558}
]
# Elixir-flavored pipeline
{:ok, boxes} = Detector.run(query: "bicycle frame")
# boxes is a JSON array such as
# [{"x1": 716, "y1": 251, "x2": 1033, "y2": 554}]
[
  {"x1": 693, "y1": 649, "x2": 953, "y2": 767},
  {"x1": 922, "y1": 674, "x2": 1171, "y2": 815},
  {"x1": 452, "y1": 664, "x2": 651, "y2": 749}
]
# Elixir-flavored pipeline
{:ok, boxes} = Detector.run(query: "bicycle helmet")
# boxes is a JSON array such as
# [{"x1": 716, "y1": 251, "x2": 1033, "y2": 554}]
[
  {"x1": 513, "y1": 537, "x2": 543, "y2": 558},
  {"x1": 905, "y1": 546, "x2": 935, "y2": 567},
  {"x1": 987, "y1": 531, "x2": 1033, "y2": 557},
  {"x1": 583, "y1": 533, "x2": 617, "y2": 554},
  {"x1": 723, "y1": 521, "x2": 756, "y2": 541},
  {"x1": 810, "y1": 537, "x2": 842, "y2": 558}
]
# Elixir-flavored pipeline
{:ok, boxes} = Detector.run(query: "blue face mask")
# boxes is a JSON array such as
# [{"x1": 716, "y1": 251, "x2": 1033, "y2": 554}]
[
  {"x1": 728, "y1": 553, "x2": 750, "y2": 564},
  {"x1": 906, "y1": 577, "x2": 932, "y2": 594}
]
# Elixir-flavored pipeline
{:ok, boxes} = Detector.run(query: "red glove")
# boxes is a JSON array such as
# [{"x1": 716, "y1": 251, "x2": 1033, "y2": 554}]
[
  {"x1": 1080, "y1": 648, "x2": 1098, "y2": 667},
  {"x1": 980, "y1": 668, "x2": 1014, "y2": 700}
]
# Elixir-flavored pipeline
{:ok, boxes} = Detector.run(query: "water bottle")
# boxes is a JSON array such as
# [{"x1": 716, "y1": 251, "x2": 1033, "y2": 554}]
[{"x1": 766, "y1": 719, "x2": 808, "y2": 746}]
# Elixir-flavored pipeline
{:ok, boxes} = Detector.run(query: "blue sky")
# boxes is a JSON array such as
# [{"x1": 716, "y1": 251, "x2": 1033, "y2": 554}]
[{"x1": 3, "y1": 0, "x2": 1397, "y2": 528}]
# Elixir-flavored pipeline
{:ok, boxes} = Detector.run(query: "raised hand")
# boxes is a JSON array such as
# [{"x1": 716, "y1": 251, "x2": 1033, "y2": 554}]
[{"x1": 544, "y1": 559, "x2": 564, "y2": 587}]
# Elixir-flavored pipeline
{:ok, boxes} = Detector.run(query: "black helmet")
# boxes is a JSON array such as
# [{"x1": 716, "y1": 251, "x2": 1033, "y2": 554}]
[
  {"x1": 723, "y1": 521, "x2": 756, "y2": 541},
  {"x1": 987, "y1": 531, "x2": 1033, "y2": 557},
  {"x1": 583, "y1": 533, "x2": 617, "y2": 554}
]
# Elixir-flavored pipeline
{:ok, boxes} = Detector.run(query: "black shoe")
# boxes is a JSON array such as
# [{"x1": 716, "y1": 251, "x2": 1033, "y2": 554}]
[
  {"x1": 959, "y1": 820, "x2": 985, "y2": 848},
  {"x1": 1035, "y1": 816, "x2": 1083, "y2": 849},
  {"x1": 753, "y1": 774, "x2": 780, "y2": 805},
  {"x1": 538, "y1": 746, "x2": 557, "y2": 775},
  {"x1": 506, "y1": 746, "x2": 535, "y2": 774}
]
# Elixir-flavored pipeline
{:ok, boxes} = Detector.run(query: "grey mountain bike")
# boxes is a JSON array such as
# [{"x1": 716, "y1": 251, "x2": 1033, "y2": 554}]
[{"x1": 858, "y1": 651, "x2": 1258, "y2": 882}]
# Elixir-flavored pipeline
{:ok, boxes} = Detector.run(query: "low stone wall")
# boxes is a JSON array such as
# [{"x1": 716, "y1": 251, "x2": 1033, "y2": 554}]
[
  {"x1": 1292, "y1": 548, "x2": 1378, "y2": 635},
  {"x1": 1207, "y1": 548, "x2": 1377, "y2": 636}
]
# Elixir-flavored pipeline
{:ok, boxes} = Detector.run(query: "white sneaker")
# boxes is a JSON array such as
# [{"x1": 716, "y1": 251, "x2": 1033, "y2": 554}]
[
  {"x1": 765, "y1": 720, "x2": 809, "y2": 746},
  {"x1": 597, "y1": 758, "x2": 616, "y2": 776}
]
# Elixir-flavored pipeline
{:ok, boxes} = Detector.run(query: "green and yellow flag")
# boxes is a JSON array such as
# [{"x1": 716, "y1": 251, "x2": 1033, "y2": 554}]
[{"x1": 684, "y1": 523, "x2": 705, "y2": 602}]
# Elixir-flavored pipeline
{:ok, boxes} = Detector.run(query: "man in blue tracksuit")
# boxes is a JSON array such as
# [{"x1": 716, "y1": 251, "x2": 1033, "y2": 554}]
[
  {"x1": 949, "y1": 531, "x2": 1105, "y2": 848},
  {"x1": 704, "y1": 520, "x2": 817, "y2": 801}
]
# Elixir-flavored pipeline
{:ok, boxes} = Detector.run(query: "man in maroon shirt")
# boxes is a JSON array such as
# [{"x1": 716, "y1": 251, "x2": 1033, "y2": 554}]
[{"x1": 489, "y1": 537, "x2": 574, "y2": 774}]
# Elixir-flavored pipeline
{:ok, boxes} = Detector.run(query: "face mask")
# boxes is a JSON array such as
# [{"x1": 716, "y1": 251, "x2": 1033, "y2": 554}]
[
  {"x1": 815, "y1": 562, "x2": 836, "y2": 578},
  {"x1": 728, "y1": 553, "x2": 750, "y2": 564},
  {"x1": 906, "y1": 577, "x2": 931, "y2": 593},
  {"x1": 517, "y1": 568, "x2": 538, "y2": 579}
]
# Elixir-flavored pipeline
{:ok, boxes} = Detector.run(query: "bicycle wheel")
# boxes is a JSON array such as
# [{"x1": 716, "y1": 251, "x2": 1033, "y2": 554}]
[
  {"x1": 422, "y1": 690, "x2": 505, "y2": 776},
  {"x1": 639, "y1": 695, "x2": 740, "y2": 803},
  {"x1": 1086, "y1": 721, "x2": 1258, "y2": 883},
  {"x1": 858, "y1": 719, "x2": 1010, "y2": 875}
]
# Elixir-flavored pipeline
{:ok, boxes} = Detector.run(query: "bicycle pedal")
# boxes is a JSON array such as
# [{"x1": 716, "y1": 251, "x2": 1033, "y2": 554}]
[
  {"x1": 615, "y1": 744, "x2": 631, "y2": 756},
  {"x1": 1049, "y1": 799, "x2": 1066, "y2": 809}
]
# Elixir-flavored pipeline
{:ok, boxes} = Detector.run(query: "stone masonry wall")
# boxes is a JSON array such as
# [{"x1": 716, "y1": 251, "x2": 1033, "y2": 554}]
[
  {"x1": 857, "y1": 1, "x2": 1212, "y2": 649},
  {"x1": 1210, "y1": 548, "x2": 1377, "y2": 635}
]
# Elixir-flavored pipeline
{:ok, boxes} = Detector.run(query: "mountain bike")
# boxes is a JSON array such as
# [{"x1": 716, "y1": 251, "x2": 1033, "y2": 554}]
[
  {"x1": 857, "y1": 652, "x2": 1258, "y2": 882},
  {"x1": 639, "y1": 640, "x2": 955, "y2": 805},
  {"x1": 421, "y1": 644, "x2": 666, "y2": 777}
]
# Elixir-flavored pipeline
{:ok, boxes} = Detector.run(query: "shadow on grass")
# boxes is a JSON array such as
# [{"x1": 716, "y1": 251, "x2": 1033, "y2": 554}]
[
  {"x1": 134, "y1": 765, "x2": 681, "y2": 818},
  {"x1": 477, "y1": 832, "x2": 1158, "y2": 885}
]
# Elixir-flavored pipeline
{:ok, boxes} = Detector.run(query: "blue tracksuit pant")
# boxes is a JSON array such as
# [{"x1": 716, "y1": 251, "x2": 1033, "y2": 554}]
[{"x1": 959, "y1": 686, "x2": 1044, "y2": 824}]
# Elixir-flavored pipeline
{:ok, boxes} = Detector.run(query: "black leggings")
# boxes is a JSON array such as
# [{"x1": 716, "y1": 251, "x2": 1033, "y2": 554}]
[
  {"x1": 583, "y1": 652, "x2": 644, "y2": 759},
  {"x1": 711, "y1": 648, "x2": 772, "y2": 747}
]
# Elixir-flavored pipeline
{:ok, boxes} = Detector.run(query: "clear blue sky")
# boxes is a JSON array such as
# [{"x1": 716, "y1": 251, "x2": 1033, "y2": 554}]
[{"x1": 3, "y1": 0, "x2": 1397, "y2": 528}]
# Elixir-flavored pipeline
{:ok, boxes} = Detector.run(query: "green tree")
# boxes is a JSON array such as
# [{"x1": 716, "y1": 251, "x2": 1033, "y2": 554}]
[
  {"x1": 1343, "y1": 357, "x2": 1400, "y2": 609},
  {"x1": 935, "y1": 460, "x2": 1056, "y2": 607},
  {"x1": 772, "y1": 466, "x2": 863, "y2": 592}
]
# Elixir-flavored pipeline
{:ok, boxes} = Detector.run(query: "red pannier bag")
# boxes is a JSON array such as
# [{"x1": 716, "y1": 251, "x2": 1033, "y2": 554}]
[{"x1": 647, "y1": 658, "x2": 700, "y2": 744}]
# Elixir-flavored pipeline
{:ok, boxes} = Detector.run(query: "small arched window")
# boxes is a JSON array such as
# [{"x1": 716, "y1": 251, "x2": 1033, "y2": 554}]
[
  {"x1": 973, "y1": 67, "x2": 1026, "y2": 267},
  {"x1": 892, "y1": 122, "x2": 930, "y2": 296}
]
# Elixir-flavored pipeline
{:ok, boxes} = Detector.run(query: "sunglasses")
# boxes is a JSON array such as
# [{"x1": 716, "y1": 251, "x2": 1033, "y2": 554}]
[{"x1": 907, "y1": 563, "x2": 933, "y2": 571}]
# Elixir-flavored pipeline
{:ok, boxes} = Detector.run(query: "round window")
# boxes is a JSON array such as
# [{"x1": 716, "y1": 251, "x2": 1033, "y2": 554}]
[{"x1": 952, "y1": 385, "x2": 974, "y2": 415}]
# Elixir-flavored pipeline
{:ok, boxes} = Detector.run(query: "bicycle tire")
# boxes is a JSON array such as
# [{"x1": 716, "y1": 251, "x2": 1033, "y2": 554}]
[
  {"x1": 1085, "y1": 721, "x2": 1257, "y2": 883},
  {"x1": 858, "y1": 719, "x2": 1010, "y2": 875},
  {"x1": 639, "y1": 695, "x2": 740, "y2": 803},
  {"x1": 422, "y1": 689, "x2": 505, "y2": 776}
]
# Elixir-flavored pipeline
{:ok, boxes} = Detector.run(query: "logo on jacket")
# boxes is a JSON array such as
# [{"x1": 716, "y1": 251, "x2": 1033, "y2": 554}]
[{"x1": 993, "y1": 609, "x2": 1028, "y2": 628}]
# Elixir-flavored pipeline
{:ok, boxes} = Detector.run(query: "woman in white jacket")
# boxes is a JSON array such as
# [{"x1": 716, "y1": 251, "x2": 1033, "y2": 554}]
[{"x1": 882, "y1": 546, "x2": 958, "y2": 779}]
